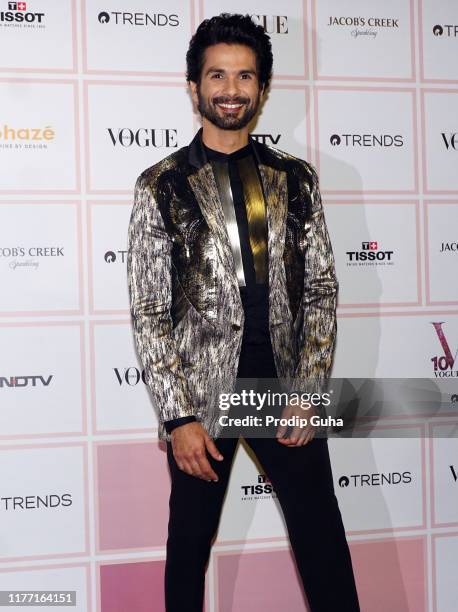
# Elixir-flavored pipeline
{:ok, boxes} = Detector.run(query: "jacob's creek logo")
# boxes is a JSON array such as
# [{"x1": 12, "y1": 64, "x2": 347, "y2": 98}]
[
  {"x1": 442, "y1": 132, "x2": 458, "y2": 151},
  {"x1": 346, "y1": 241, "x2": 394, "y2": 266},
  {"x1": 250, "y1": 15, "x2": 288, "y2": 34},
  {"x1": 104, "y1": 250, "x2": 127, "y2": 264},
  {"x1": 0, "y1": 124, "x2": 55, "y2": 150},
  {"x1": 0, "y1": 246, "x2": 64, "y2": 270},
  {"x1": 330, "y1": 133, "x2": 403, "y2": 147},
  {"x1": 241, "y1": 474, "x2": 276, "y2": 500},
  {"x1": 0, "y1": 1, "x2": 45, "y2": 27},
  {"x1": 326, "y1": 15, "x2": 399, "y2": 39},
  {"x1": 339, "y1": 471, "x2": 412, "y2": 487},
  {"x1": 440, "y1": 241, "x2": 458, "y2": 253},
  {"x1": 433, "y1": 24, "x2": 458, "y2": 37},
  {"x1": 114, "y1": 367, "x2": 147, "y2": 386},
  {"x1": 97, "y1": 11, "x2": 179, "y2": 27},
  {"x1": 107, "y1": 128, "x2": 178, "y2": 148},
  {"x1": 0, "y1": 374, "x2": 53, "y2": 388},
  {"x1": 431, "y1": 322, "x2": 458, "y2": 378}
]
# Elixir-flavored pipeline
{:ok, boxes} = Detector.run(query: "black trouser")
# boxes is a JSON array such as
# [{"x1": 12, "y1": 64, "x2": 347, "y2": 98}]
[{"x1": 164, "y1": 341, "x2": 360, "y2": 611}]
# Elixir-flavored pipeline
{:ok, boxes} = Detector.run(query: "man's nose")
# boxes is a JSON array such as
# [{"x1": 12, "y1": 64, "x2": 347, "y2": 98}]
[{"x1": 222, "y1": 76, "x2": 240, "y2": 97}]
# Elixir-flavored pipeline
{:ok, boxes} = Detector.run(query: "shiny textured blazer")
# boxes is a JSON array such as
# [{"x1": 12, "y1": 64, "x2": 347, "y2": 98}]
[{"x1": 127, "y1": 129, "x2": 338, "y2": 441}]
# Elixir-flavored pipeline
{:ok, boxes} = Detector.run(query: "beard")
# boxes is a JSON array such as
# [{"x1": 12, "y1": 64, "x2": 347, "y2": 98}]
[{"x1": 197, "y1": 88, "x2": 261, "y2": 131}]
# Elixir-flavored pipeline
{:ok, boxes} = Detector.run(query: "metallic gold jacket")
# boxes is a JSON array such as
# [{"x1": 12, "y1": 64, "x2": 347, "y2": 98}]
[{"x1": 127, "y1": 129, "x2": 338, "y2": 441}]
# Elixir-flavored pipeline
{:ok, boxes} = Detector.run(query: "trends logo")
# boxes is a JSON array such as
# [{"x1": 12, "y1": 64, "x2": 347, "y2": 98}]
[
  {"x1": 250, "y1": 15, "x2": 288, "y2": 34},
  {"x1": 0, "y1": 1, "x2": 45, "y2": 27},
  {"x1": 240, "y1": 474, "x2": 276, "y2": 500},
  {"x1": 432, "y1": 24, "x2": 458, "y2": 37},
  {"x1": 431, "y1": 322, "x2": 458, "y2": 378},
  {"x1": 0, "y1": 374, "x2": 53, "y2": 388},
  {"x1": 327, "y1": 15, "x2": 399, "y2": 39},
  {"x1": 107, "y1": 128, "x2": 178, "y2": 148},
  {"x1": 330, "y1": 133, "x2": 403, "y2": 147},
  {"x1": 104, "y1": 250, "x2": 127, "y2": 264},
  {"x1": 338, "y1": 471, "x2": 412, "y2": 487},
  {"x1": 114, "y1": 367, "x2": 148, "y2": 386},
  {"x1": 441, "y1": 133, "x2": 458, "y2": 151},
  {"x1": 251, "y1": 133, "x2": 282, "y2": 146},
  {"x1": 346, "y1": 241, "x2": 394, "y2": 266},
  {"x1": 97, "y1": 11, "x2": 179, "y2": 27}
]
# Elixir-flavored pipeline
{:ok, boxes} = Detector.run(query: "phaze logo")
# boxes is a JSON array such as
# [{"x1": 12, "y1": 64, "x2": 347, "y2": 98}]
[
  {"x1": 330, "y1": 133, "x2": 403, "y2": 147},
  {"x1": 346, "y1": 241, "x2": 394, "y2": 266},
  {"x1": 431, "y1": 322, "x2": 458, "y2": 378}
]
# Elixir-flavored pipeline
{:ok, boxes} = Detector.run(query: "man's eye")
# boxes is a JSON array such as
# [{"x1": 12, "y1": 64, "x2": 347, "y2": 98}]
[
  {"x1": 211, "y1": 73, "x2": 223, "y2": 79},
  {"x1": 240, "y1": 74, "x2": 252, "y2": 79}
]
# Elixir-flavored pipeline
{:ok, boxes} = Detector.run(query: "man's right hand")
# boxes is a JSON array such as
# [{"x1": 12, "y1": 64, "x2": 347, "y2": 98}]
[{"x1": 171, "y1": 421, "x2": 224, "y2": 482}]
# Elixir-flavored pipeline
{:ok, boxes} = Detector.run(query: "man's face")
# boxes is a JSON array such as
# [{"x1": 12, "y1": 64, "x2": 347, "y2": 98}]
[{"x1": 191, "y1": 43, "x2": 263, "y2": 131}]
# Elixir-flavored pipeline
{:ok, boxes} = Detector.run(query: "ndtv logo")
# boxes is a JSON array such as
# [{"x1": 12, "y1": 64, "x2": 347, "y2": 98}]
[{"x1": 0, "y1": 375, "x2": 53, "y2": 388}]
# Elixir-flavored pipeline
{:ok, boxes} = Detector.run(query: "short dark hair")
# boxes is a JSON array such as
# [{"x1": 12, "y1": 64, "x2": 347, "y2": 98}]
[{"x1": 186, "y1": 13, "x2": 273, "y2": 90}]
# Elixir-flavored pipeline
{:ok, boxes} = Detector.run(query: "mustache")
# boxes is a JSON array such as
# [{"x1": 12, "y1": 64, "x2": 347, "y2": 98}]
[{"x1": 212, "y1": 96, "x2": 250, "y2": 105}]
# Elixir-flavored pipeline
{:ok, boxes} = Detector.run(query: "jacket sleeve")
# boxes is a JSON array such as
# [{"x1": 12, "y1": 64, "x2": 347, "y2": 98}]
[
  {"x1": 293, "y1": 163, "x2": 338, "y2": 389},
  {"x1": 127, "y1": 174, "x2": 197, "y2": 424}
]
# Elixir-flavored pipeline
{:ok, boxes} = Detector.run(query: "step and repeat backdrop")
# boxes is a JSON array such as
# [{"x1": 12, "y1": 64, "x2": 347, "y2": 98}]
[{"x1": 1, "y1": 1, "x2": 457, "y2": 611}]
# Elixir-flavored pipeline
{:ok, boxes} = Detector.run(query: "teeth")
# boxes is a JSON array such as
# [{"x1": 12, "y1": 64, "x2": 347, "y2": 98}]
[{"x1": 219, "y1": 103, "x2": 243, "y2": 109}]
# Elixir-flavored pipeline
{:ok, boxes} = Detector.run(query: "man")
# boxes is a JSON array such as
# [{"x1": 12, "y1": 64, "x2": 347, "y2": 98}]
[{"x1": 127, "y1": 13, "x2": 360, "y2": 612}]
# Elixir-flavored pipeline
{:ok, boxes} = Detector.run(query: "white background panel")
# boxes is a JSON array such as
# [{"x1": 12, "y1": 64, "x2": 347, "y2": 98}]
[
  {"x1": 421, "y1": 1, "x2": 458, "y2": 81},
  {"x1": 426, "y1": 203, "x2": 458, "y2": 302},
  {"x1": 314, "y1": 0, "x2": 413, "y2": 79}
]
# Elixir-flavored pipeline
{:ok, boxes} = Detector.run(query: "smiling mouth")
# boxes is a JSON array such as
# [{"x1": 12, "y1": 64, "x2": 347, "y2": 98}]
[{"x1": 216, "y1": 102, "x2": 244, "y2": 112}]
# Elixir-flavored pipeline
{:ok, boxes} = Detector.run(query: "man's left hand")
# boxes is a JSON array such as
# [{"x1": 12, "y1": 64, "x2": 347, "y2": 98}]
[{"x1": 276, "y1": 403, "x2": 318, "y2": 447}]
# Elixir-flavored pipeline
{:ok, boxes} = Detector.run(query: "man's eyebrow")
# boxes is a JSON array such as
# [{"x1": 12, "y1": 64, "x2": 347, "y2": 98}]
[{"x1": 205, "y1": 67, "x2": 257, "y2": 76}]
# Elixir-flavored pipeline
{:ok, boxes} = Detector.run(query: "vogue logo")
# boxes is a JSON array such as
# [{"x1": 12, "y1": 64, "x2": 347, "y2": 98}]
[
  {"x1": 441, "y1": 132, "x2": 458, "y2": 150},
  {"x1": 450, "y1": 465, "x2": 457, "y2": 482},
  {"x1": 104, "y1": 250, "x2": 127, "y2": 264},
  {"x1": 339, "y1": 471, "x2": 412, "y2": 487},
  {"x1": 250, "y1": 15, "x2": 288, "y2": 34},
  {"x1": 346, "y1": 241, "x2": 394, "y2": 266},
  {"x1": 433, "y1": 24, "x2": 458, "y2": 37},
  {"x1": 431, "y1": 322, "x2": 458, "y2": 378},
  {"x1": 97, "y1": 11, "x2": 179, "y2": 27},
  {"x1": 330, "y1": 133, "x2": 403, "y2": 147},
  {"x1": 0, "y1": 375, "x2": 53, "y2": 388},
  {"x1": 107, "y1": 128, "x2": 178, "y2": 148},
  {"x1": 114, "y1": 367, "x2": 147, "y2": 386},
  {"x1": 0, "y1": 1, "x2": 45, "y2": 25}
]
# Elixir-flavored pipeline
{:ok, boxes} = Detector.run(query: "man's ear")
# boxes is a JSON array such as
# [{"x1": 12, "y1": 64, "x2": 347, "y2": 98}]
[{"x1": 189, "y1": 80, "x2": 198, "y2": 104}]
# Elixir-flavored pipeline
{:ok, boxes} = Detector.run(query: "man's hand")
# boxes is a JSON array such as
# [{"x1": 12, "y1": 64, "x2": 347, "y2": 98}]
[
  {"x1": 276, "y1": 403, "x2": 318, "y2": 447},
  {"x1": 171, "y1": 421, "x2": 224, "y2": 482}
]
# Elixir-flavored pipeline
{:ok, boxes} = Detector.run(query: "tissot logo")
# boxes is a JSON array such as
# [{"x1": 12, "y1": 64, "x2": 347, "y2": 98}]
[
  {"x1": 251, "y1": 133, "x2": 282, "y2": 146},
  {"x1": 250, "y1": 15, "x2": 288, "y2": 34},
  {"x1": 339, "y1": 472, "x2": 412, "y2": 487},
  {"x1": 431, "y1": 322, "x2": 458, "y2": 378},
  {"x1": 0, "y1": 374, "x2": 53, "y2": 388},
  {"x1": 432, "y1": 24, "x2": 458, "y2": 37},
  {"x1": 330, "y1": 133, "x2": 403, "y2": 147},
  {"x1": 97, "y1": 11, "x2": 179, "y2": 27},
  {"x1": 1, "y1": 493, "x2": 72, "y2": 510},
  {"x1": 240, "y1": 473, "x2": 276, "y2": 499},
  {"x1": 107, "y1": 128, "x2": 178, "y2": 148},
  {"x1": 346, "y1": 241, "x2": 394, "y2": 266},
  {"x1": 0, "y1": 1, "x2": 45, "y2": 26},
  {"x1": 114, "y1": 367, "x2": 147, "y2": 386},
  {"x1": 441, "y1": 133, "x2": 458, "y2": 150},
  {"x1": 104, "y1": 250, "x2": 127, "y2": 263}
]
